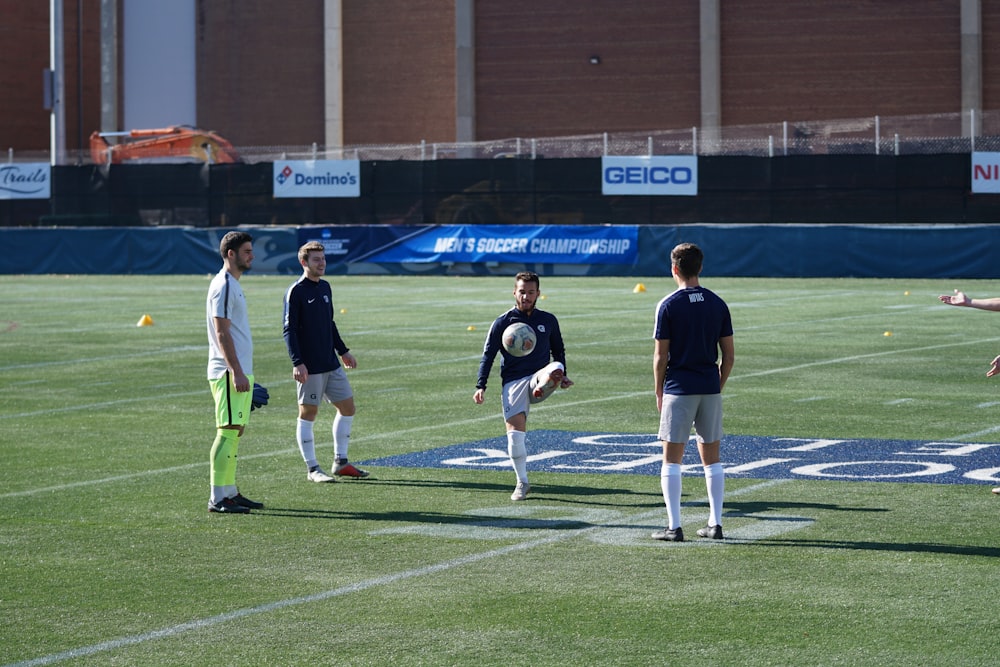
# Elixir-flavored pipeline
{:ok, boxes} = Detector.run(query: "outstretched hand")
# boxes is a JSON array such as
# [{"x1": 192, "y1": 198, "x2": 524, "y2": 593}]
[
  {"x1": 939, "y1": 289, "x2": 969, "y2": 306},
  {"x1": 988, "y1": 356, "x2": 1000, "y2": 378}
]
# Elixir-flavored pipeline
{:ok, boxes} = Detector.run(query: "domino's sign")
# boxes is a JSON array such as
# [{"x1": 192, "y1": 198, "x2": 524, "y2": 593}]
[
  {"x1": 273, "y1": 159, "x2": 360, "y2": 198},
  {"x1": 601, "y1": 155, "x2": 698, "y2": 196}
]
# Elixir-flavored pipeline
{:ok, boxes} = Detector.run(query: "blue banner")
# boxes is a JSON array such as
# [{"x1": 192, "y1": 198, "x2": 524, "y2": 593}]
[{"x1": 357, "y1": 225, "x2": 638, "y2": 265}]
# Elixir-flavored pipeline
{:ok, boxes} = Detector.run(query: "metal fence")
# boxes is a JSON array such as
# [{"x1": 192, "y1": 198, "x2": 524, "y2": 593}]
[{"x1": 10, "y1": 110, "x2": 1000, "y2": 165}]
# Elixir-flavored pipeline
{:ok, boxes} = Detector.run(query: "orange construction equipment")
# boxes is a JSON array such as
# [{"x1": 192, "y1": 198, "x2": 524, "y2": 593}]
[{"x1": 89, "y1": 125, "x2": 240, "y2": 164}]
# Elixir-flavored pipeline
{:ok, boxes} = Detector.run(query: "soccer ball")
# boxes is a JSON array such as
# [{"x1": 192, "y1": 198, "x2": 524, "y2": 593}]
[{"x1": 502, "y1": 322, "x2": 537, "y2": 357}]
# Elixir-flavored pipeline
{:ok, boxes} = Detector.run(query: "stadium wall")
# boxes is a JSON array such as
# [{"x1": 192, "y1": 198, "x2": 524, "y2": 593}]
[
  {"x1": 3, "y1": 222, "x2": 1000, "y2": 279},
  {"x1": 2, "y1": 154, "x2": 999, "y2": 229}
]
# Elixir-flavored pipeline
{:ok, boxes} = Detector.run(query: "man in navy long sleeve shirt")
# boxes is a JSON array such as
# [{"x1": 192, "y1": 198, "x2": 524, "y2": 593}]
[
  {"x1": 283, "y1": 241, "x2": 369, "y2": 481},
  {"x1": 474, "y1": 272, "x2": 573, "y2": 501}
]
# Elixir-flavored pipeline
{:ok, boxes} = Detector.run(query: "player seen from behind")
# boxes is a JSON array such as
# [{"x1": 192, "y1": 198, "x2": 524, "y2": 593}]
[{"x1": 652, "y1": 243, "x2": 734, "y2": 541}]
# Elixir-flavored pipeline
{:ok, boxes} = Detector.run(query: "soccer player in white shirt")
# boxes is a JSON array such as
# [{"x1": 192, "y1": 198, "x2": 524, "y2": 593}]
[{"x1": 205, "y1": 231, "x2": 264, "y2": 514}]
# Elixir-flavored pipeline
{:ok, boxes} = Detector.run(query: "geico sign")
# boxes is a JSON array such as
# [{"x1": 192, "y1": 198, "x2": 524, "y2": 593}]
[
  {"x1": 604, "y1": 166, "x2": 693, "y2": 185},
  {"x1": 601, "y1": 156, "x2": 698, "y2": 196}
]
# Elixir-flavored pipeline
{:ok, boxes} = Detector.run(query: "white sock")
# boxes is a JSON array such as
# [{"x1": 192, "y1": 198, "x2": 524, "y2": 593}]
[
  {"x1": 704, "y1": 462, "x2": 725, "y2": 526},
  {"x1": 211, "y1": 486, "x2": 226, "y2": 504},
  {"x1": 508, "y1": 430, "x2": 528, "y2": 484},
  {"x1": 333, "y1": 414, "x2": 353, "y2": 462},
  {"x1": 660, "y1": 462, "x2": 682, "y2": 530},
  {"x1": 297, "y1": 418, "x2": 317, "y2": 469}
]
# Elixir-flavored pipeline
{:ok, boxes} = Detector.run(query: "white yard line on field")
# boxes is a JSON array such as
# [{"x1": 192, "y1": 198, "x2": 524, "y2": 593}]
[{"x1": 2, "y1": 479, "x2": 787, "y2": 667}]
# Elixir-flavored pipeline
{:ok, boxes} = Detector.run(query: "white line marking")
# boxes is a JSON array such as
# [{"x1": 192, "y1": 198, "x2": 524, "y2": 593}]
[{"x1": 2, "y1": 480, "x2": 785, "y2": 667}]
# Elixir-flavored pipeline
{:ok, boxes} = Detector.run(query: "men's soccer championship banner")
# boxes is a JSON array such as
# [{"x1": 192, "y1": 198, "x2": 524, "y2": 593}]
[
  {"x1": 273, "y1": 159, "x2": 360, "y2": 198},
  {"x1": 348, "y1": 224, "x2": 638, "y2": 265},
  {"x1": 0, "y1": 162, "x2": 51, "y2": 199}
]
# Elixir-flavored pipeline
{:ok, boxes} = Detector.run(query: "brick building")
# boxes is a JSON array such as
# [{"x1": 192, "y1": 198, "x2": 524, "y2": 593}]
[{"x1": 0, "y1": 0, "x2": 996, "y2": 157}]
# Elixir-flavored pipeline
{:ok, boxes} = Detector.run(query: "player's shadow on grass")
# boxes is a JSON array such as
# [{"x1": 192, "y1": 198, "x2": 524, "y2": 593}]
[
  {"x1": 253, "y1": 508, "x2": 478, "y2": 523},
  {"x1": 755, "y1": 537, "x2": 1000, "y2": 558},
  {"x1": 723, "y1": 500, "x2": 890, "y2": 514},
  {"x1": 253, "y1": 507, "x2": 602, "y2": 530},
  {"x1": 721, "y1": 501, "x2": 997, "y2": 557},
  {"x1": 368, "y1": 477, "x2": 661, "y2": 507}
]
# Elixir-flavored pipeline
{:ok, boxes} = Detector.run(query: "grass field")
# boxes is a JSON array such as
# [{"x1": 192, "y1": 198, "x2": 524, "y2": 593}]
[{"x1": 2, "y1": 273, "x2": 999, "y2": 666}]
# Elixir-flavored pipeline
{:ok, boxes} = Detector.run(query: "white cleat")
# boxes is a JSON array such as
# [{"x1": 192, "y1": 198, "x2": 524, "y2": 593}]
[
  {"x1": 532, "y1": 368, "x2": 564, "y2": 399},
  {"x1": 307, "y1": 468, "x2": 338, "y2": 483},
  {"x1": 510, "y1": 482, "x2": 530, "y2": 501}
]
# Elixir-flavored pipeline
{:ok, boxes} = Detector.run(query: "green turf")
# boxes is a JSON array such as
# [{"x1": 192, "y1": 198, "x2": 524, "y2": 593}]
[{"x1": 2, "y1": 274, "x2": 999, "y2": 666}]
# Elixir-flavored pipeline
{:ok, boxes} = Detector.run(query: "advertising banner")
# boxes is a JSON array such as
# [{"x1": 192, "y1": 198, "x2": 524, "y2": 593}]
[
  {"x1": 354, "y1": 225, "x2": 638, "y2": 265},
  {"x1": 0, "y1": 162, "x2": 51, "y2": 199},
  {"x1": 601, "y1": 155, "x2": 698, "y2": 196},
  {"x1": 972, "y1": 152, "x2": 1000, "y2": 194},
  {"x1": 273, "y1": 159, "x2": 360, "y2": 198}
]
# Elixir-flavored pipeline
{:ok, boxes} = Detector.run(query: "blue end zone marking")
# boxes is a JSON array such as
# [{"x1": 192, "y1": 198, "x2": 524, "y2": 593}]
[{"x1": 363, "y1": 431, "x2": 1000, "y2": 486}]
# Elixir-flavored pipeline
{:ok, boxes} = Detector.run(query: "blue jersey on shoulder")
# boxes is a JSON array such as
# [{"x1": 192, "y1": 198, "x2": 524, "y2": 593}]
[
  {"x1": 654, "y1": 286, "x2": 732, "y2": 395},
  {"x1": 283, "y1": 276, "x2": 348, "y2": 373},
  {"x1": 476, "y1": 308, "x2": 566, "y2": 389}
]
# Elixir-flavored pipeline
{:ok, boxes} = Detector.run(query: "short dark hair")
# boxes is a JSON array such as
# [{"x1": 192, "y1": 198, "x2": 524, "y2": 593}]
[
  {"x1": 671, "y1": 242, "x2": 703, "y2": 278},
  {"x1": 514, "y1": 271, "x2": 540, "y2": 289},
  {"x1": 220, "y1": 231, "x2": 253, "y2": 259}
]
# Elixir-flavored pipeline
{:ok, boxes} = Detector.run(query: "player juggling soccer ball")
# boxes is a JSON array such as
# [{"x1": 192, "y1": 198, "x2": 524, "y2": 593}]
[
  {"x1": 652, "y1": 243, "x2": 734, "y2": 541},
  {"x1": 474, "y1": 271, "x2": 573, "y2": 501},
  {"x1": 283, "y1": 241, "x2": 369, "y2": 483}
]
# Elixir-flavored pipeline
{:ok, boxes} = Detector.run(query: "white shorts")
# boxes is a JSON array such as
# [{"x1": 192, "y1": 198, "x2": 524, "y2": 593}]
[
  {"x1": 298, "y1": 367, "x2": 353, "y2": 405},
  {"x1": 501, "y1": 362, "x2": 564, "y2": 422},
  {"x1": 658, "y1": 393, "x2": 723, "y2": 444}
]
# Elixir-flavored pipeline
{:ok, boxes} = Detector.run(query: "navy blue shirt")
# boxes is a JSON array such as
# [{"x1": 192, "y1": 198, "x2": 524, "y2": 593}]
[
  {"x1": 476, "y1": 307, "x2": 566, "y2": 389},
  {"x1": 654, "y1": 286, "x2": 732, "y2": 395},
  {"x1": 283, "y1": 276, "x2": 348, "y2": 373}
]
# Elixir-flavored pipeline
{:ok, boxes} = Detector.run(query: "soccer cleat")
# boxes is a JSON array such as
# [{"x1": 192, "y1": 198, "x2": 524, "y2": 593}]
[
  {"x1": 651, "y1": 526, "x2": 684, "y2": 542},
  {"x1": 307, "y1": 468, "x2": 338, "y2": 483},
  {"x1": 208, "y1": 497, "x2": 250, "y2": 514},
  {"x1": 993, "y1": 487, "x2": 1000, "y2": 495},
  {"x1": 334, "y1": 463, "x2": 370, "y2": 479},
  {"x1": 697, "y1": 524, "x2": 724, "y2": 539},
  {"x1": 532, "y1": 367, "x2": 564, "y2": 399},
  {"x1": 510, "y1": 482, "x2": 530, "y2": 501},
  {"x1": 231, "y1": 492, "x2": 264, "y2": 510}
]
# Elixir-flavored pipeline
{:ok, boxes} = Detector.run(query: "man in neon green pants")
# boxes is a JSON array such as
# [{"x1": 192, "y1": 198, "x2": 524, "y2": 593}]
[{"x1": 205, "y1": 230, "x2": 264, "y2": 514}]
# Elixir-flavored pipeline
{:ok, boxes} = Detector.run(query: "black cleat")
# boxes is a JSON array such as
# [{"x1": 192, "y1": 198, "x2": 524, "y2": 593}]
[
  {"x1": 651, "y1": 526, "x2": 684, "y2": 542},
  {"x1": 208, "y1": 497, "x2": 250, "y2": 514},
  {"x1": 231, "y1": 493, "x2": 264, "y2": 510},
  {"x1": 697, "y1": 524, "x2": 724, "y2": 539}
]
